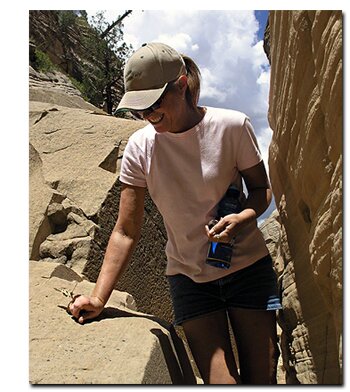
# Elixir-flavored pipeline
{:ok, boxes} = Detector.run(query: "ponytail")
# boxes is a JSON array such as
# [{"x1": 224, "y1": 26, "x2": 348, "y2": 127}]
[{"x1": 181, "y1": 55, "x2": 201, "y2": 108}]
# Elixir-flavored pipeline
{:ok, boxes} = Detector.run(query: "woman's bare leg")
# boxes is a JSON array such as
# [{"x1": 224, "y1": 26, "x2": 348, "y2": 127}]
[
  {"x1": 228, "y1": 308, "x2": 279, "y2": 384},
  {"x1": 182, "y1": 310, "x2": 241, "y2": 384}
]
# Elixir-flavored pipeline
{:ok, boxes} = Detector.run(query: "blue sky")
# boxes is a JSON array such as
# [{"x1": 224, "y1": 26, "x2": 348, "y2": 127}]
[{"x1": 255, "y1": 10, "x2": 269, "y2": 41}]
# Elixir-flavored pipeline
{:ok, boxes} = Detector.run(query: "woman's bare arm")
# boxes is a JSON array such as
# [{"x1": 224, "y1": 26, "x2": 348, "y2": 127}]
[{"x1": 69, "y1": 183, "x2": 146, "y2": 323}]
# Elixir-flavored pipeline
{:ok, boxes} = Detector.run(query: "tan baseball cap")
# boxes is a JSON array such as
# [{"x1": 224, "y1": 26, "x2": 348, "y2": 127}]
[{"x1": 116, "y1": 42, "x2": 186, "y2": 111}]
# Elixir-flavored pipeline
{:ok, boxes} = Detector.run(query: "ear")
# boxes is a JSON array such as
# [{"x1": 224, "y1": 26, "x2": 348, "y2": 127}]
[{"x1": 177, "y1": 74, "x2": 188, "y2": 93}]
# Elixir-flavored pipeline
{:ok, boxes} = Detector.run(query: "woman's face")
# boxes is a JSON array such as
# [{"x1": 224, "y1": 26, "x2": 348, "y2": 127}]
[{"x1": 143, "y1": 76, "x2": 188, "y2": 134}]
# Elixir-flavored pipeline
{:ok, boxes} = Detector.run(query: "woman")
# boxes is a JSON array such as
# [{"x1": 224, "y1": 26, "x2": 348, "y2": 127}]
[{"x1": 69, "y1": 42, "x2": 282, "y2": 384}]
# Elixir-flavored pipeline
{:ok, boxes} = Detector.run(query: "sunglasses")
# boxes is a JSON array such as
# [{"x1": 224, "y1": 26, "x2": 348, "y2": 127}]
[{"x1": 129, "y1": 79, "x2": 176, "y2": 120}]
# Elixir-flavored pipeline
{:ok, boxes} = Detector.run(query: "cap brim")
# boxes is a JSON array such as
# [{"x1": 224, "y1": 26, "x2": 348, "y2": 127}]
[{"x1": 116, "y1": 84, "x2": 168, "y2": 112}]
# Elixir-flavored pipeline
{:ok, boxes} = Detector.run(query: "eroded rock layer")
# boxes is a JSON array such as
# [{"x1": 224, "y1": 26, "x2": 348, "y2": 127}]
[{"x1": 266, "y1": 10, "x2": 342, "y2": 384}]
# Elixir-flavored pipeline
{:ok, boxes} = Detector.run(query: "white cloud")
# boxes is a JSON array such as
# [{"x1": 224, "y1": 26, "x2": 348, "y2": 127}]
[
  {"x1": 200, "y1": 67, "x2": 228, "y2": 102},
  {"x1": 156, "y1": 33, "x2": 196, "y2": 53},
  {"x1": 257, "y1": 70, "x2": 270, "y2": 85},
  {"x1": 257, "y1": 127, "x2": 273, "y2": 170}
]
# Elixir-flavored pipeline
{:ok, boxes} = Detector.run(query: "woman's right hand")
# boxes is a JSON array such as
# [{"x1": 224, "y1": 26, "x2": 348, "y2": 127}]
[{"x1": 68, "y1": 295, "x2": 105, "y2": 324}]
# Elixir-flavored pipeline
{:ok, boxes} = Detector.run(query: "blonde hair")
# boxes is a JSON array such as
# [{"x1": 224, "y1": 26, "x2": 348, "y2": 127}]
[{"x1": 181, "y1": 55, "x2": 201, "y2": 108}]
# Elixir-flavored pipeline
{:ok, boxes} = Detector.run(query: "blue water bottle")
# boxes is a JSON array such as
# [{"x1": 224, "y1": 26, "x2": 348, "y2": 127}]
[{"x1": 206, "y1": 185, "x2": 242, "y2": 269}]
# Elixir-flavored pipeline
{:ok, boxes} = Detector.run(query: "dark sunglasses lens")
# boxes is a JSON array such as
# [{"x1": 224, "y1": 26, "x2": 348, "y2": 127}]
[
  {"x1": 129, "y1": 101, "x2": 161, "y2": 120},
  {"x1": 130, "y1": 110, "x2": 143, "y2": 120}
]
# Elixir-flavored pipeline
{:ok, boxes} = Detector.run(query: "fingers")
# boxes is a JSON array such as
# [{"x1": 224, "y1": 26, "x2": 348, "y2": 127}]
[
  {"x1": 77, "y1": 310, "x2": 95, "y2": 324},
  {"x1": 68, "y1": 295, "x2": 104, "y2": 324},
  {"x1": 209, "y1": 231, "x2": 230, "y2": 243},
  {"x1": 68, "y1": 296, "x2": 91, "y2": 323},
  {"x1": 206, "y1": 217, "x2": 235, "y2": 243}
]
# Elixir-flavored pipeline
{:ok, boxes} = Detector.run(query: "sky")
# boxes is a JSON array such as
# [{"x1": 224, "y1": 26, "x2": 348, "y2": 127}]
[{"x1": 88, "y1": 9, "x2": 275, "y2": 222}]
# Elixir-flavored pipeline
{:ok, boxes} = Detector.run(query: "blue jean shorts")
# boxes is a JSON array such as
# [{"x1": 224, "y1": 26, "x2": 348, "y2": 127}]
[{"x1": 167, "y1": 255, "x2": 282, "y2": 326}]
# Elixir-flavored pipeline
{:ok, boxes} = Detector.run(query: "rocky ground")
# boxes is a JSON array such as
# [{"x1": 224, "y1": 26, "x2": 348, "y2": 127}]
[{"x1": 29, "y1": 261, "x2": 197, "y2": 384}]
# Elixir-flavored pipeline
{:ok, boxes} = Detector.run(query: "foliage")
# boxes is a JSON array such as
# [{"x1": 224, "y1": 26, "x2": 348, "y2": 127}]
[
  {"x1": 30, "y1": 10, "x2": 132, "y2": 114},
  {"x1": 57, "y1": 11, "x2": 77, "y2": 32},
  {"x1": 68, "y1": 76, "x2": 89, "y2": 101},
  {"x1": 32, "y1": 49, "x2": 57, "y2": 73},
  {"x1": 81, "y1": 10, "x2": 133, "y2": 113}
]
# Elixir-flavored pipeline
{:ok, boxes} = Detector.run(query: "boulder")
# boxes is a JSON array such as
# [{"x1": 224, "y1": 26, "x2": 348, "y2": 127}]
[{"x1": 29, "y1": 261, "x2": 196, "y2": 384}]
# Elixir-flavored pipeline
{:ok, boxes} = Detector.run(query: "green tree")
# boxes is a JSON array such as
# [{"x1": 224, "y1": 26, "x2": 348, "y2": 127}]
[
  {"x1": 83, "y1": 10, "x2": 133, "y2": 114},
  {"x1": 56, "y1": 11, "x2": 78, "y2": 74}
]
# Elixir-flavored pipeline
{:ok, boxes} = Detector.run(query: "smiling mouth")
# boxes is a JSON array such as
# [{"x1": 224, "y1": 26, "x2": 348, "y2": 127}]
[{"x1": 148, "y1": 113, "x2": 164, "y2": 125}]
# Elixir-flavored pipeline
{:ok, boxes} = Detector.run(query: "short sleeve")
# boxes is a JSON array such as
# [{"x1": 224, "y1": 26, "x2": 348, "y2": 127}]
[
  {"x1": 236, "y1": 117, "x2": 263, "y2": 171},
  {"x1": 119, "y1": 137, "x2": 147, "y2": 188}
]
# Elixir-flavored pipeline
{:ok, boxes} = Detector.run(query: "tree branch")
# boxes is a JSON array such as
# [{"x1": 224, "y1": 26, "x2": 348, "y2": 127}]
[{"x1": 100, "y1": 10, "x2": 132, "y2": 39}]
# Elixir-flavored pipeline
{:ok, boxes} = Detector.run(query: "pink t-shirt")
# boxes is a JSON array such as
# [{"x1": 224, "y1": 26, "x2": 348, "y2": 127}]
[{"x1": 119, "y1": 107, "x2": 269, "y2": 282}]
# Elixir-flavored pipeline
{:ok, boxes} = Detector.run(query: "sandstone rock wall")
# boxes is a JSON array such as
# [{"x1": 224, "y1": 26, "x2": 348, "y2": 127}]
[
  {"x1": 29, "y1": 11, "x2": 90, "y2": 82},
  {"x1": 29, "y1": 94, "x2": 173, "y2": 323},
  {"x1": 29, "y1": 66, "x2": 101, "y2": 111},
  {"x1": 29, "y1": 11, "x2": 125, "y2": 108},
  {"x1": 266, "y1": 10, "x2": 342, "y2": 384}
]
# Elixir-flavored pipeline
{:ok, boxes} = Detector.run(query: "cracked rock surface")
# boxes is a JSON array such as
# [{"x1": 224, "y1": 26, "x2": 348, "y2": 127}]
[{"x1": 29, "y1": 100, "x2": 173, "y2": 323}]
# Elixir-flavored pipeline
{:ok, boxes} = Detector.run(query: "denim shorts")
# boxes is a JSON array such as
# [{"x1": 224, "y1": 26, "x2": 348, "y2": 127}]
[{"x1": 167, "y1": 255, "x2": 282, "y2": 326}]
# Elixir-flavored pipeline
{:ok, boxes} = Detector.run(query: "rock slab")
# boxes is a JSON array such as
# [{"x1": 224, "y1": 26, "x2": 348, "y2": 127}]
[{"x1": 29, "y1": 261, "x2": 196, "y2": 384}]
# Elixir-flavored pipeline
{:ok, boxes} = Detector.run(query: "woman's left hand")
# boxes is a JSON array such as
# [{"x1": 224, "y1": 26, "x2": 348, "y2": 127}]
[{"x1": 205, "y1": 214, "x2": 242, "y2": 244}]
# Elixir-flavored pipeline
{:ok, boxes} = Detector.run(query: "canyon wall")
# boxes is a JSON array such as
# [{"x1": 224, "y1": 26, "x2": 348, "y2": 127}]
[{"x1": 265, "y1": 10, "x2": 342, "y2": 384}]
